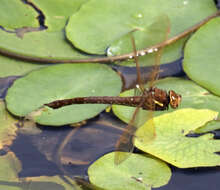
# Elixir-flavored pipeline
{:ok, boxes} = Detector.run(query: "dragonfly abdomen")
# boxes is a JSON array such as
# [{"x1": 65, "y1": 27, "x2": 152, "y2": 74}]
[{"x1": 45, "y1": 96, "x2": 142, "y2": 109}]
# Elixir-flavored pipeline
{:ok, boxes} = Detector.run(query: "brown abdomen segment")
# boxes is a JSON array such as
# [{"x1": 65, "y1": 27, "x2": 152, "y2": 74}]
[{"x1": 45, "y1": 96, "x2": 142, "y2": 109}]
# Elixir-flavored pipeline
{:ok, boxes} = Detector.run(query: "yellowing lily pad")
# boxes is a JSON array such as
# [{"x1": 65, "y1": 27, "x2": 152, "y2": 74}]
[
  {"x1": 183, "y1": 17, "x2": 220, "y2": 96},
  {"x1": 0, "y1": 101, "x2": 18, "y2": 149},
  {"x1": 0, "y1": 152, "x2": 21, "y2": 182},
  {"x1": 88, "y1": 152, "x2": 171, "y2": 190},
  {"x1": 23, "y1": 176, "x2": 81, "y2": 190},
  {"x1": 135, "y1": 108, "x2": 219, "y2": 168},
  {"x1": 6, "y1": 64, "x2": 122, "y2": 126}
]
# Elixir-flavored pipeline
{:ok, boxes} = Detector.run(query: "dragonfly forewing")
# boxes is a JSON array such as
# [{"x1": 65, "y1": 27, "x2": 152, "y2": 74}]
[{"x1": 114, "y1": 14, "x2": 170, "y2": 165}]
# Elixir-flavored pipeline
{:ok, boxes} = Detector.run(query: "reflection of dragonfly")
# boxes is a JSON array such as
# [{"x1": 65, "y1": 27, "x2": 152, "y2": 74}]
[{"x1": 45, "y1": 15, "x2": 181, "y2": 164}]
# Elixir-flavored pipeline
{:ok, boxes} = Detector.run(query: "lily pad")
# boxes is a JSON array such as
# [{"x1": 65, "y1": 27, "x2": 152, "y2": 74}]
[
  {"x1": 0, "y1": 168, "x2": 81, "y2": 190},
  {"x1": 135, "y1": 108, "x2": 219, "y2": 168},
  {"x1": 66, "y1": 0, "x2": 217, "y2": 57},
  {"x1": 183, "y1": 17, "x2": 220, "y2": 96},
  {"x1": 0, "y1": 29, "x2": 88, "y2": 61},
  {"x1": 29, "y1": 0, "x2": 88, "y2": 31},
  {"x1": 0, "y1": 55, "x2": 45, "y2": 77},
  {"x1": 22, "y1": 176, "x2": 81, "y2": 190},
  {"x1": 107, "y1": 14, "x2": 184, "y2": 67},
  {"x1": 112, "y1": 77, "x2": 220, "y2": 124},
  {"x1": 0, "y1": 0, "x2": 38, "y2": 30},
  {"x1": 0, "y1": 100, "x2": 18, "y2": 149},
  {"x1": 6, "y1": 64, "x2": 122, "y2": 126},
  {"x1": 0, "y1": 152, "x2": 21, "y2": 182},
  {"x1": 0, "y1": 0, "x2": 90, "y2": 60},
  {"x1": 195, "y1": 120, "x2": 220, "y2": 134},
  {"x1": 88, "y1": 152, "x2": 171, "y2": 190}
]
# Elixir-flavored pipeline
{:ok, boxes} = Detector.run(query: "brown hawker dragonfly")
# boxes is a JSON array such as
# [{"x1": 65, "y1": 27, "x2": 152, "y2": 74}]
[{"x1": 45, "y1": 15, "x2": 181, "y2": 164}]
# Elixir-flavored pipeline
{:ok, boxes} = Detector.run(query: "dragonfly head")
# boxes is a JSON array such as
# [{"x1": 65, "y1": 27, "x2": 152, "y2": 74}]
[{"x1": 169, "y1": 90, "x2": 182, "y2": 109}]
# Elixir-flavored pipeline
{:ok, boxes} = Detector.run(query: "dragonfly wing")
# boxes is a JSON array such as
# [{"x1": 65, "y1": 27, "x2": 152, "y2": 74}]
[
  {"x1": 115, "y1": 15, "x2": 170, "y2": 165},
  {"x1": 147, "y1": 14, "x2": 171, "y2": 88},
  {"x1": 114, "y1": 105, "x2": 141, "y2": 165},
  {"x1": 135, "y1": 110, "x2": 156, "y2": 143}
]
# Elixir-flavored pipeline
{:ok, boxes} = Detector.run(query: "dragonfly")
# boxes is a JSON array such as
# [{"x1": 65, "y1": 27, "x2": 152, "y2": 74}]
[{"x1": 44, "y1": 15, "x2": 181, "y2": 164}]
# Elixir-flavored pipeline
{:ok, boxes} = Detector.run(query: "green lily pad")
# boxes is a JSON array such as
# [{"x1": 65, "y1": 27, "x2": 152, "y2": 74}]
[
  {"x1": 88, "y1": 152, "x2": 171, "y2": 190},
  {"x1": 0, "y1": 0, "x2": 90, "y2": 60},
  {"x1": 0, "y1": 101, "x2": 18, "y2": 149},
  {"x1": 0, "y1": 29, "x2": 88, "y2": 61},
  {"x1": 66, "y1": 0, "x2": 217, "y2": 57},
  {"x1": 0, "y1": 55, "x2": 45, "y2": 77},
  {"x1": 6, "y1": 64, "x2": 122, "y2": 126},
  {"x1": 29, "y1": 0, "x2": 88, "y2": 31},
  {"x1": 195, "y1": 120, "x2": 220, "y2": 134},
  {"x1": 107, "y1": 14, "x2": 186, "y2": 67},
  {"x1": 183, "y1": 17, "x2": 220, "y2": 96},
  {"x1": 135, "y1": 108, "x2": 219, "y2": 168},
  {"x1": 0, "y1": 0, "x2": 38, "y2": 30},
  {"x1": 112, "y1": 77, "x2": 220, "y2": 124}
]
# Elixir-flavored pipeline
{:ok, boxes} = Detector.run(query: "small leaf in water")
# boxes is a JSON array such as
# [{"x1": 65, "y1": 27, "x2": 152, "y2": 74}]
[{"x1": 88, "y1": 152, "x2": 171, "y2": 190}]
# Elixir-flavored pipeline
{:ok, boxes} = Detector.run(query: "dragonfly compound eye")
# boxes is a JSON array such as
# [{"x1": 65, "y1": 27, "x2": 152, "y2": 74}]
[{"x1": 169, "y1": 90, "x2": 182, "y2": 109}]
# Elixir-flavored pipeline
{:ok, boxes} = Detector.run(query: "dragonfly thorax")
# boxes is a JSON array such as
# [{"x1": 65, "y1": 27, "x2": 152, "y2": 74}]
[{"x1": 141, "y1": 87, "x2": 181, "y2": 111}]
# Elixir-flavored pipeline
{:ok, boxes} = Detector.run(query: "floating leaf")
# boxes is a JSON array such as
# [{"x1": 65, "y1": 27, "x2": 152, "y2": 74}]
[
  {"x1": 108, "y1": 14, "x2": 186, "y2": 67},
  {"x1": 183, "y1": 17, "x2": 220, "y2": 96},
  {"x1": 0, "y1": 152, "x2": 21, "y2": 181},
  {"x1": 0, "y1": 0, "x2": 90, "y2": 60},
  {"x1": 135, "y1": 108, "x2": 219, "y2": 168},
  {"x1": 23, "y1": 176, "x2": 81, "y2": 190},
  {"x1": 0, "y1": 172, "x2": 81, "y2": 190},
  {"x1": 195, "y1": 120, "x2": 220, "y2": 134},
  {"x1": 0, "y1": 30, "x2": 88, "y2": 62},
  {"x1": 88, "y1": 152, "x2": 171, "y2": 190},
  {"x1": 0, "y1": 55, "x2": 45, "y2": 77},
  {"x1": 29, "y1": 0, "x2": 88, "y2": 31},
  {"x1": 112, "y1": 77, "x2": 220, "y2": 124},
  {"x1": 66, "y1": 0, "x2": 217, "y2": 58},
  {"x1": 6, "y1": 64, "x2": 122, "y2": 126},
  {"x1": 0, "y1": 100, "x2": 18, "y2": 149},
  {"x1": 0, "y1": 0, "x2": 38, "y2": 30}
]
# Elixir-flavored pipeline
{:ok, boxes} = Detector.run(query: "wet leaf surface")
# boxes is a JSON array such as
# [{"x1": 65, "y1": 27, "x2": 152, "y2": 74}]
[
  {"x1": 108, "y1": 14, "x2": 185, "y2": 67},
  {"x1": 66, "y1": 0, "x2": 216, "y2": 57},
  {"x1": 88, "y1": 152, "x2": 171, "y2": 190}
]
